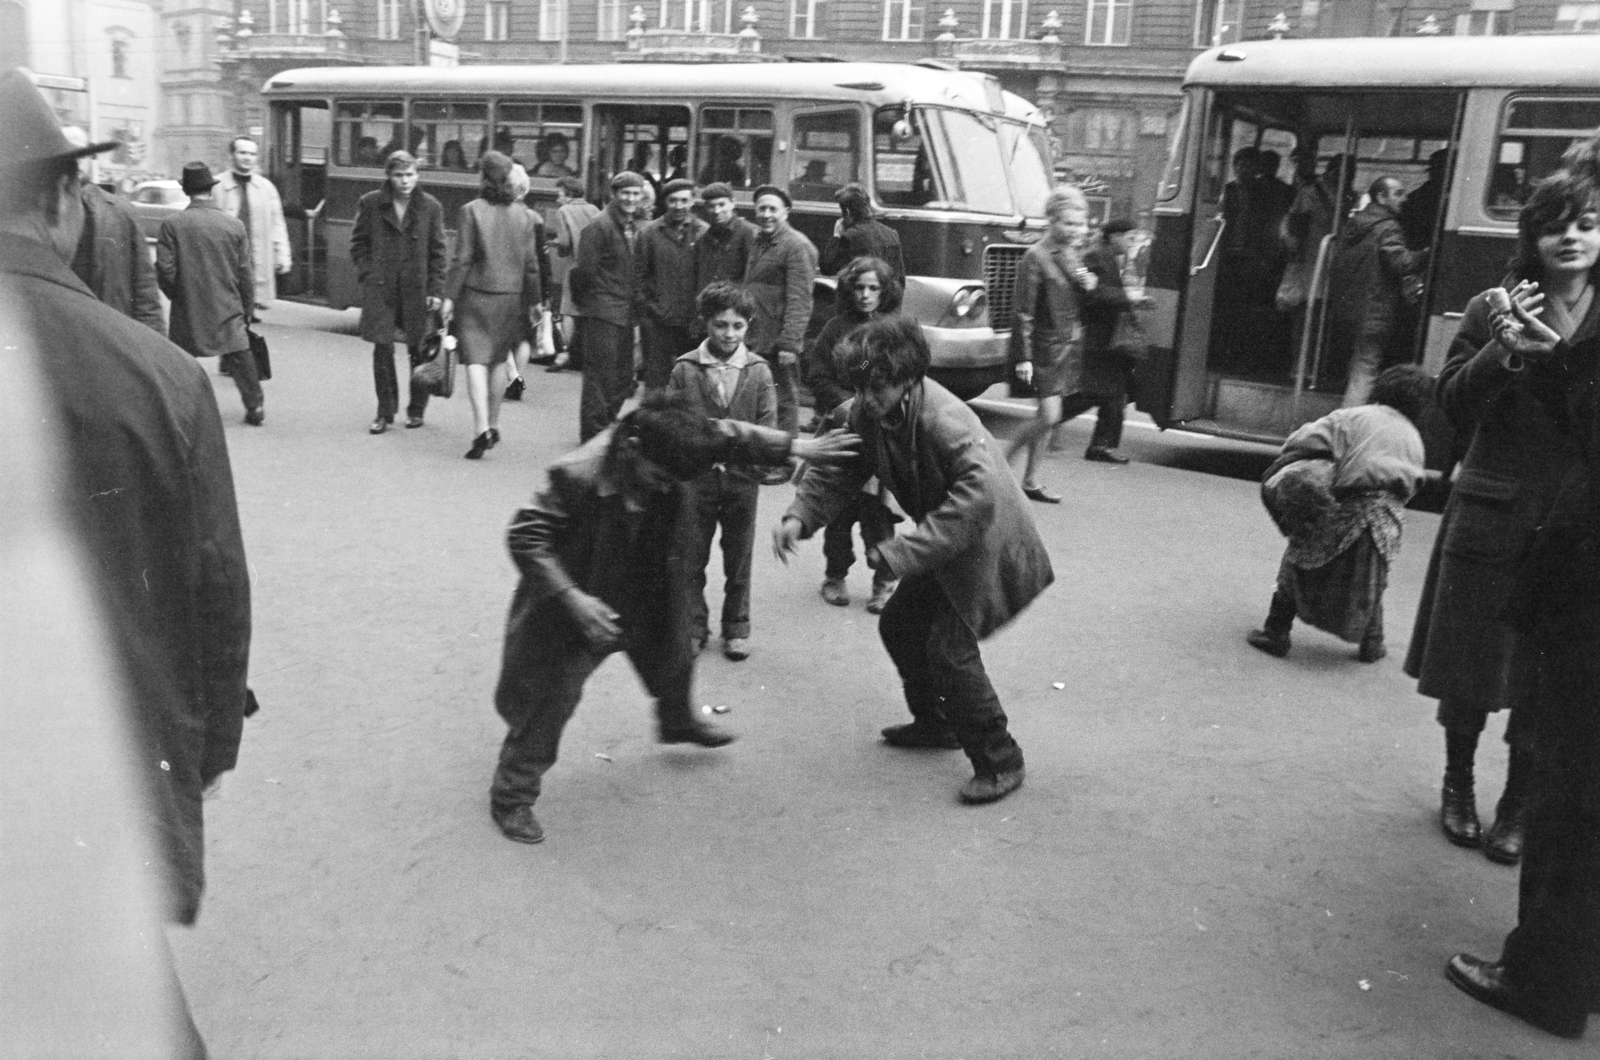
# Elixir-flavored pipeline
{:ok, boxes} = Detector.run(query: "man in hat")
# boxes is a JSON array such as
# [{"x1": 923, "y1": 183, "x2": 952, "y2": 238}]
[
  {"x1": 570, "y1": 170, "x2": 645, "y2": 441},
  {"x1": 634, "y1": 176, "x2": 707, "y2": 389},
  {"x1": 62, "y1": 126, "x2": 165, "y2": 334},
  {"x1": 213, "y1": 135, "x2": 291, "y2": 309},
  {"x1": 0, "y1": 69, "x2": 252, "y2": 1055},
  {"x1": 744, "y1": 184, "x2": 817, "y2": 445},
  {"x1": 157, "y1": 161, "x2": 263, "y2": 423}
]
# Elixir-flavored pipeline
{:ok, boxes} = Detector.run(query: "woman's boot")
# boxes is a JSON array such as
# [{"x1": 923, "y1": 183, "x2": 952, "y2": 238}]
[
  {"x1": 1441, "y1": 729, "x2": 1482, "y2": 848},
  {"x1": 1482, "y1": 745, "x2": 1534, "y2": 865}
]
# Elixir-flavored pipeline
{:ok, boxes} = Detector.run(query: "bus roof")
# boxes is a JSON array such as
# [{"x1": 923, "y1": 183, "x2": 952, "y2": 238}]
[
  {"x1": 1185, "y1": 36, "x2": 1600, "y2": 91},
  {"x1": 263, "y1": 61, "x2": 1041, "y2": 122}
]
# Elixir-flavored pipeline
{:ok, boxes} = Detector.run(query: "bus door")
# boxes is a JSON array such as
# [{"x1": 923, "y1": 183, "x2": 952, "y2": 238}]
[
  {"x1": 591, "y1": 104, "x2": 690, "y2": 208},
  {"x1": 269, "y1": 99, "x2": 330, "y2": 299},
  {"x1": 1172, "y1": 89, "x2": 1463, "y2": 437}
]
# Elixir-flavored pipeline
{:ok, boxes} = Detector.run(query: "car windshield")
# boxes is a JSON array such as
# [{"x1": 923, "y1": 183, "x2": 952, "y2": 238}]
[{"x1": 917, "y1": 107, "x2": 1052, "y2": 217}]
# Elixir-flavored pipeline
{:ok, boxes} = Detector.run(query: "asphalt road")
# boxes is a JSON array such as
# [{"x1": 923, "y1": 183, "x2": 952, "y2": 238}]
[{"x1": 167, "y1": 302, "x2": 1572, "y2": 1059}]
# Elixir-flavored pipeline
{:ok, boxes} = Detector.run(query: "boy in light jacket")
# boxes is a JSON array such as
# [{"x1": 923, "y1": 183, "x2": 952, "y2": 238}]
[{"x1": 667, "y1": 282, "x2": 776, "y2": 661}]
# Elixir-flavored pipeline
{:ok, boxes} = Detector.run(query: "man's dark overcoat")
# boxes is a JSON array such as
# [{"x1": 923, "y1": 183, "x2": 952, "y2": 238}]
[
  {"x1": 73, "y1": 183, "x2": 165, "y2": 335},
  {"x1": 2, "y1": 232, "x2": 251, "y2": 926},
  {"x1": 350, "y1": 186, "x2": 447, "y2": 350},
  {"x1": 787, "y1": 377, "x2": 1053, "y2": 639},
  {"x1": 156, "y1": 199, "x2": 253, "y2": 358}
]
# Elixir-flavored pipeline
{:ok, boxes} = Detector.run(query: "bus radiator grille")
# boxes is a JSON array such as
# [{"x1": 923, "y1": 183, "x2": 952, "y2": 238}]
[{"x1": 983, "y1": 244, "x2": 1026, "y2": 332}]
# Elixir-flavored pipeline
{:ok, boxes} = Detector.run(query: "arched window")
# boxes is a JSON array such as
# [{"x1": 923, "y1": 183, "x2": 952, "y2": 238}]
[{"x1": 107, "y1": 28, "x2": 133, "y2": 78}]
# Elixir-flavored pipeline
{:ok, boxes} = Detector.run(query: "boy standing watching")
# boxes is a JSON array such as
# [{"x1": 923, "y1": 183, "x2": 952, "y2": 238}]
[{"x1": 667, "y1": 282, "x2": 776, "y2": 661}]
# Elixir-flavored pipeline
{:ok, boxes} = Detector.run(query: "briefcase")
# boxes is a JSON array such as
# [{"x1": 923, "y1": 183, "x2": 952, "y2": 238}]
[{"x1": 247, "y1": 328, "x2": 272, "y2": 381}]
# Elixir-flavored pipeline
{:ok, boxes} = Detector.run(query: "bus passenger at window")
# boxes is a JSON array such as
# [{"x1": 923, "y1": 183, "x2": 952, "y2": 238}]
[
  {"x1": 699, "y1": 136, "x2": 746, "y2": 187},
  {"x1": 439, "y1": 140, "x2": 468, "y2": 170},
  {"x1": 534, "y1": 132, "x2": 576, "y2": 179},
  {"x1": 354, "y1": 135, "x2": 383, "y2": 166},
  {"x1": 744, "y1": 184, "x2": 817, "y2": 448},
  {"x1": 695, "y1": 181, "x2": 757, "y2": 292},
  {"x1": 628, "y1": 142, "x2": 662, "y2": 211},
  {"x1": 636, "y1": 178, "x2": 707, "y2": 390},
  {"x1": 1400, "y1": 148, "x2": 1449, "y2": 251},
  {"x1": 799, "y1": 159, "x2": 829, "y2": 185},
  {"x1": 821, "y1": 183, "x2": 904, "y2": 279},
  {"x1": 665, "y1": 144, "x2": 688, "y2": 182}
]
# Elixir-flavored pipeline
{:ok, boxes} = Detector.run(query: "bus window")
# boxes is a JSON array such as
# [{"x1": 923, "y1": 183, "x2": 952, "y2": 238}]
[
  {"x1": 920, "y1": 108, "x2": 1016, "y2": 215},
  {"x1": 873, "y1": 106, "x2": 936, "y2": 207},
  {"x1": 790, "y1": 110, "x2": 860, "y2": 201},
  {"x1": 1156, "y1": 96, "x2": 1191, "y2": 204},
  {"x1": 593, "y1": 104, "x2": 690, "y2": 203},
  {"x1": 1000, "y1": 122, "x2": 1053, "y2": 218},
  {"x1": 696, "y1": 106, "x2": 772, "y2": 190},
  {"x1": 496, "y1": 102, "x2": 583, "y2": 182},
  {"x1": 334, "y1": 100, "x2": 404, "y2": 167},
  {"x1": 1488, "y1": 96, "x2": 1600, "y2": 216},
  {"x1": 411, "y1": 99, "x2": 487, "y2": 170}
]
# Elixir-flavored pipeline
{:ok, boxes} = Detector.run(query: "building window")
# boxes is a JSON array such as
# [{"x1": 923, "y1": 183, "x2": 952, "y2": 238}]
[
  {"x1": 1555, "y1": 1, "x2": 1600, "y2": 28},
  {"x1": 269, "y1": 0, "x2": 317, "y2": 35},
  {"x1": 790, "y1": 0, "x2": 827, "y2": 37},
  {"x1": 377, "y1": 0, "x2": 402, "y2": 38},
  {"x1": 982, "y1": 0, "x2": 1029, "y2": 37},
  {"x1": 1455, "y1": 0, "x2": 1513, "y2": 33},
  {"x1": 598, "y1": 0, "x2": 625, "y2": 38},
  {"x1": 538, "y1": 0, "x2": 563, "y2": 38},
  {"x1": 173, "y1": 22, "x2": 191, "y2": 61},
  {"x1": 1066, "y1": 108, "x2": 1136, "y2": 154},
  {"x1": 1085, "y1": 0, "x2": 1131, "y2": 43},
  {"x1": 660, "y1": 0, "x2": 730, "y2": 30},
  {"x1": 883, "y1": 0, "x2": 923, "y2": 38},
  {"x1": 1192, "y1": 0, "x2": 1241, "y2": 45},
  {"x1": 485, "y1": 0, "x2": 510, "y2": 39}
]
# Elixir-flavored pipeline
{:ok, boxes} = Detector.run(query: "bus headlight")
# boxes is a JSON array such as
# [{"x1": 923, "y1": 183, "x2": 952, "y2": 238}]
[{"x1": 938, "y1": 286, "x2": 988, "y2": 328}]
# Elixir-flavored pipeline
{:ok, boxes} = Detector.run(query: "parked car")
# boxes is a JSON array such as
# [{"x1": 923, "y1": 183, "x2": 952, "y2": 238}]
[{"x1": 127, "y1": 180, "x2": 188, "y2": 240}]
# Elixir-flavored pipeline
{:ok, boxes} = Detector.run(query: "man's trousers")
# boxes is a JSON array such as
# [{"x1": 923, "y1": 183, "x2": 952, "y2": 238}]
[{"x1": 578, "y1": 318, "x2": 636, "y2": 442}]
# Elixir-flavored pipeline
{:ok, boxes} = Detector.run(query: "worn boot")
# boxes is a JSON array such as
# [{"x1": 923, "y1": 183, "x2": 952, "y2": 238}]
[
  {"x1": 1483, "y1": 747, "x2": 1534, "y2": 865},
  {"x1": 1441, "y1": 730, "x2": 1482, "y2": 848}
]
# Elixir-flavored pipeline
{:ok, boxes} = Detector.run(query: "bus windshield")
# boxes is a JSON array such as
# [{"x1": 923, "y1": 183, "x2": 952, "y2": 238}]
[{"x1": 884, "y1": 106, "x2": 1050, "y2": 217}]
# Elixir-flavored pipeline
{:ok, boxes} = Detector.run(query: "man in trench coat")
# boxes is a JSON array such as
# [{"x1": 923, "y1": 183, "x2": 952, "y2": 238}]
[
  {"x1": 776, "y1": 315, "x2": 1053, "y2": 805},
  {"x1": 213, "y1": 135, "x2": 292, "y2": 308}
]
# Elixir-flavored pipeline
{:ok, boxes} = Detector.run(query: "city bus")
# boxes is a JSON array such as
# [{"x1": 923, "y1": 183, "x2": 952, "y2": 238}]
[
  {"x1": 1141, "y1": 36, "x2": 1600, "y2": 457},
  {"x1": 259, "y1": 61, "x2": 1056, "y2": 397}
]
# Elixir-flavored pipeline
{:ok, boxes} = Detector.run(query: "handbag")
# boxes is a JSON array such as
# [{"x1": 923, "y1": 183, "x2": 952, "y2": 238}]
[
  {"x1": 247, "y1": 328, "x2": 272, "y2": 381},
  {"x1": 1108, "y1": 309, "x2": 1148, "y2": 362},
  {"x1": 410, "y1": 311, "x2": 457, "y2": 399}
]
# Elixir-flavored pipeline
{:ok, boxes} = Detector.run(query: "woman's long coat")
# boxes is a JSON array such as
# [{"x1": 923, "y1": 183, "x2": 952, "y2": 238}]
[
  {"x1": 1404, "y1": 290, "x2": 1600, "y2": 710},
  {"x1": 1010, "y1": 238, "x2": 1088, "y2": 397},
  {"x1": 350, "y1": 187, "x2": 446, "y2": 350}
]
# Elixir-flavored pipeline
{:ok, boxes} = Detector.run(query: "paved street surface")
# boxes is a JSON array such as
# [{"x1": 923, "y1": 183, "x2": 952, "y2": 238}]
[{"x1": 169, "y1": 302, "x2": 1570, "y2": 1059}]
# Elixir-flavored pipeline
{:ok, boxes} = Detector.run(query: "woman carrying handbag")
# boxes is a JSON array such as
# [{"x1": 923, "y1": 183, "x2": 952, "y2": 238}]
[{"x1": 442, "y1": 151, "x2": 544, "y2": 460}]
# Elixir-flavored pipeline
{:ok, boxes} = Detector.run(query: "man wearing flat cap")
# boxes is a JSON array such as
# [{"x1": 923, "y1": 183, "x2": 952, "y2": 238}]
[
  {"x1": 634, "y1": 176, "x2": 707, "y2": 389},
  {"x1": 0, "y1": 68, "x2": 252, "y2": 1055},
  {"x1": 570, "y1": 170, "x2": 645, "y2": 440},
  {"x1": 744, "y1": 184, "x2": 817, "y2": 451},
  {"x1": 157, "y1": 161, "x2": 263, "y2": 423}
]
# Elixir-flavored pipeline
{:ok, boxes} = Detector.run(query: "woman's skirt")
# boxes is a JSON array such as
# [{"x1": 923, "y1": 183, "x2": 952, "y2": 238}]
[
  {"x1": 1278, "y1": 531, "x2": 1388, "y2": 643},
  {"x1": 455, "y1": 287, "x2": 524, "y2": 367}
]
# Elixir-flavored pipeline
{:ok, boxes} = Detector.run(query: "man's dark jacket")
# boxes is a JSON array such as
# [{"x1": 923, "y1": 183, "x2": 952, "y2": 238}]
[
  {"x1": 350, "y1": 186, "x2": 447, "y2": 350},
  {"x1": 821, "y1": 217, "x2": 905, "y2": 279},
  {"x1": 156, "y1": 199, "x2": 253, "y2": 358},
  {"x1": 695, "y1": 214, "x2": 757, "y2": 294},
  {"x1": 635, "y1": 214, "x2": 708, "y2": 328},
  {"x1": 1327, "y1": 201, "x2": 1424, "y2": 330},
  {"x1": 73, "y1": 183, "x2": 164, "y2": 335},
  {"x1": 569, "y1": 201, "x2": 637, "y2": 328},
  {"x1": 2, "y1": 232, "x2": 251, "y2": 925}
]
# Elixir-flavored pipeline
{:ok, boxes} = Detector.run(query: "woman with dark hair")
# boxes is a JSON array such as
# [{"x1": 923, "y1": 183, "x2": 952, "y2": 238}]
[
  {"x1": 802, "y1": 255, "x2": 904, "y2": 611},
  {"x1": 350, "y1": 150, "x2": 446, "y2": 434},
  {"x1": 1405, "y1": 171, "x2": 1600, "y2": 862},
  {"x1": 533, "y1": 132, "x2": 575, "y2": 179},
  {"x1": 1246, "y1": 363, "x2": 1431, "y2": 664},
  {"x1": 442, "y1": 151, "x2": 543, "y2": 459},
  {"x1": 439, "y1": 140, "x2": 468, "y2": 170}
]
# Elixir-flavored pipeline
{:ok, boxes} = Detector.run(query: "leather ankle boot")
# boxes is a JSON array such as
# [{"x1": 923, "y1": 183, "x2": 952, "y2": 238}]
[
  {"x1": 1441, "y1": 773, "x2": 1482, "y2": 848},
  {"x1": 1483, "y1": 748, "x2": 1534, "y2": 865}
]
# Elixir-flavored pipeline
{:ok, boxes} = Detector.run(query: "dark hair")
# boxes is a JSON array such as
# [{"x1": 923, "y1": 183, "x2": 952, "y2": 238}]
[
  {"x1": 841, "y1": 315, "x2": 930, "y2": 391},
  {"x1": 1561, "y1": 132, "x2": 1600, "y2": 183},
  {"x1": 1367, "y1": 364, "x2": 1433, "y2": 424},
  {"x1": 834, "y1": 256, "x2": 903, "y2": 315},
  {"x1": 1257, "y1": 150, "x2": 1281, "y2": 177},
  {"x1": 556, "y1": 176, "x2": 585, "y2": 199},
  {"x1": 1512, "y1": 170, "x2": 1600, "y2": 284},
  {"x1": 0, "y1": 154, "x2": 77, "y2": 221},
  {"x1": 1367, "y1": 175, "x2": 1400, "y2": 202},
  {"x1": 384, "y1": 150, "x2": 418, "y2": 176},
  {"x1": 696, "y1": 280, "x2": 755, "y2": 323},
  {"x1": 701, "y1": 182, "x2": 734, "y2": 202},
  {"x1": 543, "y1": 131, "x2": 569, "y2": 152},
  {"x1": 612, "y1": 390, "x2": 729, "y2": 481},
  {"x1": 478, "y1": 151, "x2": 516, "y2": 205},
  {"x1": 835, "y1": 183, "x2": 872, "y2": 224}
]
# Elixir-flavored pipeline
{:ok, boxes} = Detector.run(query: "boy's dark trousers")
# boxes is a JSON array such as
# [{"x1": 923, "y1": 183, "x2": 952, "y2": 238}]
[
  {"x1": 878, "y1": 572, "x2": 1024, "y2": 777},
  {"x1": 372, "y1": 342, "x2": 430, "y2": 422},
  {"x1": 685, "y1": 467, "x2": 759, "y2": 643},
  {"x1": 823, "y1": 493, "x2": 896, "y2": 586}
]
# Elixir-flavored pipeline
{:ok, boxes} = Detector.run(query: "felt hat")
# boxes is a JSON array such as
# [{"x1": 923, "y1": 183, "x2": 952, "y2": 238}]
[
  {"x1": 0, "y1": 68, "x2": 117, "y2": 169},
  {"x1": 180, "y1": 161, "x2": 217, "y2": 195}
]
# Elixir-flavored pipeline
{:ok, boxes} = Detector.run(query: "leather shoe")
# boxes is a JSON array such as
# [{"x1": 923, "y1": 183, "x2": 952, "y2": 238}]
[
  {"x1": 405, "y1": 414, "x2": 425, "y2": 429},
  {"x1": 1358, "y1": 635, "x2": 1387, "y2": 663},
  {"x1": 723, "y1": 637, "x2": 751, "y2": 661},
  {"x1": 959, "y1": 766, "x2": 1026, "y2": 804},
  {"x1": 1441, "y1": 778, "x2": 1482, "y2": 848},
  {"x1": 1483, "y1": 796, "x2": 1528, "y2": 865},
  {"x1": 1022, "y1": 485, "x2": 1062, "y2": 504},
  {"x1": 1247, "y1": 628, "x2": 1290, "y2": 658},
  {"x1": 659, "y1": 722, "x2": 735, "y2": 748},
  {"x1": 1446, "y1": 953, "x2": 1586, "y2": 1039},
  {"x1": 493, "y1": 805, "x2": 544, "y2": 844},
  {"x1": 865, "y1": 580, "x2": 898, "y2": 614},
  {"x1": 820, "y1": 578, "x2": 850, "y2": 606},
  {"x1": 504, "y1": 375, "x2": 526, "y2": 401},
  {"x1": 1084, "y1": 446, "x2": 1130, "y2": 464},
  {"x1": 369, "y1": 417, "x2": 389, "y2": 435},
  {"x1": 881, "y1": 722, "x2": 962, "y2": 750},
  {"x1": 244, "y1": 407, "x2": 265, "y2": 426}
]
